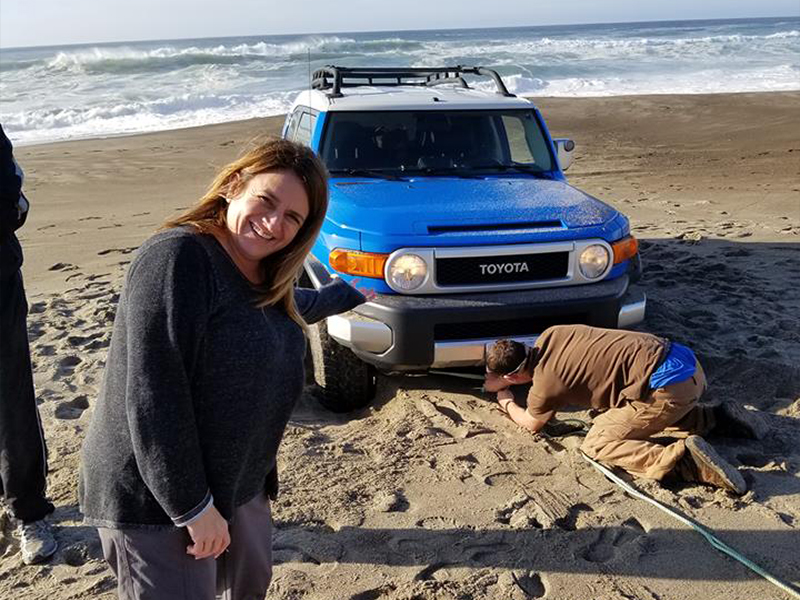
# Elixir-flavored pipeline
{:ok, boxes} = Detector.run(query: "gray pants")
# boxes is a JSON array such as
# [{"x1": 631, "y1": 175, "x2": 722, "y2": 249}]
[{"x1": 99, "y1": 493, "x2": 273, "y2": 600}]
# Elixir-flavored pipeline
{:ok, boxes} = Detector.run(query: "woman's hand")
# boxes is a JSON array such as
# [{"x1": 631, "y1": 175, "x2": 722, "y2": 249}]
[
  {"x1": 347, "y1": 277, "x2": 378, "y2": 301},
  {"x1": 186, "y1": 504, "x2": 230, "y2": 560}
]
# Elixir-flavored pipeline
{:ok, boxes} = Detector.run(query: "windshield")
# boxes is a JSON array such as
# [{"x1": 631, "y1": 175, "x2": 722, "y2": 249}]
[{"x1": 320, "y1": 109, "x2": 554, "y2": 174}]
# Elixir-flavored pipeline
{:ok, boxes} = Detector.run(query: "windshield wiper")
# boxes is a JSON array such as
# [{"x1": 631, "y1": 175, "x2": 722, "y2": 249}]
[
  {"x1": 413, "y1": 166, "x2": 482, "y2": 179},
  {"x1": 330, "y1": 168, "x2": 405, "y2": 181},
  {"x1": 470, "y1": 163, "x2": 548, "y2": 178}
]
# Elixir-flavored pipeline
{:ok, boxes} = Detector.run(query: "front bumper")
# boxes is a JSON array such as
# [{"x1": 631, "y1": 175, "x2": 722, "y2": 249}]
[{"x1": 321, "y1": 272, "x2": 645, "y2": 372}]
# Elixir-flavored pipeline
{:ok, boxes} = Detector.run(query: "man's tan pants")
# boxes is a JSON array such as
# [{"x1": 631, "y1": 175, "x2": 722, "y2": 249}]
[{"x1": 581, "y1": 361, "x2": 715, "y2": 480}]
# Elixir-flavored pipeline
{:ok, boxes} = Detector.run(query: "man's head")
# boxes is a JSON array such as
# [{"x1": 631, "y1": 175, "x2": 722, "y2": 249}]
[{"x1": 486, "y1": 339, "x2": 534, "y2": 385}]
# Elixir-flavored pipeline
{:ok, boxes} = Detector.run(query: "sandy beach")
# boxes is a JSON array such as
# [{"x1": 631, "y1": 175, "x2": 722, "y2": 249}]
[{"x1": 2, "y1": 91, "x2": 799, "y2": 599}]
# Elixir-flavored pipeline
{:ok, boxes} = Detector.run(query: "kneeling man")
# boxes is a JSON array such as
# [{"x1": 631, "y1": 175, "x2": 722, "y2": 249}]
[{"x1": 485, "y1": 325, "x2": 767, "y2": 494}]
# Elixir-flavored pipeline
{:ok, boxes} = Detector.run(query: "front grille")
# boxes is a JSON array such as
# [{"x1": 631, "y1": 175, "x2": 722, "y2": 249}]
[
  {"x1": 434, "y1": 313, "x2": 589, "y2": 341},
  {"x1": 436, "y1": 251, "x2": 569, "y2": 286}
]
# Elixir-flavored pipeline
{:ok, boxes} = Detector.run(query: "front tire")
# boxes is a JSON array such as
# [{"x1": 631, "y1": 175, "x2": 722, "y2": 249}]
[{"x1": 307, "y1": 319, "x2": 377, "y2": 412}]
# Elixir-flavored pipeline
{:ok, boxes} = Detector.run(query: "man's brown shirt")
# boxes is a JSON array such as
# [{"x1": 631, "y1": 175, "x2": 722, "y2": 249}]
[{"x1": 526, "y1": 325, "x2": 669, "y2": 421}]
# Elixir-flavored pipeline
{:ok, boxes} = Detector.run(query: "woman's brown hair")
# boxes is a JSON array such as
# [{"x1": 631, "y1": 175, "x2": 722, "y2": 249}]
[{"x1": 164, "y1": 137, "x2": 328, "y2": 329}]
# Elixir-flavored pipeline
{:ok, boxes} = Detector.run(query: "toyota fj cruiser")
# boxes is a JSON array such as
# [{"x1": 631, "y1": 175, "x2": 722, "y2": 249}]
[{"x1": 283, "y1": 66, "x2": 645, "y2": 411}]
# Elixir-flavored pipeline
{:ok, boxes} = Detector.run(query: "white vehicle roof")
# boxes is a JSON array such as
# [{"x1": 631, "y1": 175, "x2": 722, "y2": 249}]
[{"x1": 290, "y1": 86, "x2": 533, "y2": 114}]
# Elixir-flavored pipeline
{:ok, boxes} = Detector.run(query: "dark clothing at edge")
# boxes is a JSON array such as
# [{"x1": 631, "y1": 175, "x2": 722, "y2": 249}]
[{"x1": 0, "y1": 123, "x2": 54, "y2": 523}]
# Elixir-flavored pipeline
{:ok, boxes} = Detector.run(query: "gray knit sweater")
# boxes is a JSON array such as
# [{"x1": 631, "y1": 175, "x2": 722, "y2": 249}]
[{"x1": 79, "y1": 227, "x2": 364, "y2": 529}]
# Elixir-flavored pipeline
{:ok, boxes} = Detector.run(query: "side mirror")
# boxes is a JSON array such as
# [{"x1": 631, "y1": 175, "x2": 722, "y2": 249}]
[{"x1": 554, "y1": 138, "x2": 576, "y2": 171}]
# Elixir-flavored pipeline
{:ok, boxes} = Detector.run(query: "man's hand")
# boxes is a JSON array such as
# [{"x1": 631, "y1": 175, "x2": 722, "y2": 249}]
[
  {"x1": 186, "y1": 504, "x2": 230, "y2": 560},
  {"x1": 484, "y1": 372, "x2": 510, "y2": 393},
  {"x1": 496, "y1": 389, "x2": 515, "y2": 412},
  {"x1": 496, "y1": 389, "x2": 548, "y2": 434}
]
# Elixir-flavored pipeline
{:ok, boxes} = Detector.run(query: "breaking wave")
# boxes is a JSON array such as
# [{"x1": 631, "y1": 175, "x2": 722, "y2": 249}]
[{"x1": 2, "y1": 17, "x2": 797, "y2": 145}]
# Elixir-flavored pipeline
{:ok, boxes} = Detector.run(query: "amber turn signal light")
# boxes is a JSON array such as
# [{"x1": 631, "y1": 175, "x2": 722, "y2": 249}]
[
  {"x1": 329, "y1": 249, "x2": 388, "y2": 278},
  {"x1": 611, "y1": 235, "x2": 639, "y2": 264}
]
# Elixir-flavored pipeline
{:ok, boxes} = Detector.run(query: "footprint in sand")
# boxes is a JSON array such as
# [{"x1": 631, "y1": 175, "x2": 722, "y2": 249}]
[
  {"x1": 494, "y1": 493, "x2": 535, "y2": 526},
  {"x1": 414, "y1": 516, "x2": 460, "y2": 530},
  {"x1": 272, "y1": 530, "x2": 343, "y2": 566},
  {"x1": 28, "y1": 301, "x2": 46, "y2": 314},
  {"x1": 62, "y1": 541, "x2": 101, "y2": 566},
  {"x1": 576, "y1": 517, "x2": 646, "y2": 563},
  {"x1": 54, "y1": 395, "x2": 90, "y2": 420},
  {"x1": 421, "y1": 426, "x2": 454, "y2": 439},
  {"x1": 482, "y1": 471, "x2": 518, "y2": 486},
  {"x1": 53, "y1": 354, "x2": 82, "y2": 381},
  {"x1": 35, "y1": 344, "x2": 57, "y2": 357},
  {"x1": 48, "y1": 262, "x2": 78, "y2": 272},
  {"x1": 464, "y1": 541, "x2": 514, "y2": 563},
  {"x1": 431, "y1": 403, "x2": 465, "y2": 424},
  {"x1": 413, "y1": 561, "x2": 455, "y2": 581},
  {"x1": 555, "y1": 502, "x2": 594, "y2": 531},
  {"x1": 371, "y1": 490, "x2": 408, "y2": 513},
  {"x1": 348, "y1": 586, "x2": 397, "y2": 600},
  {"x1": 97, "y1": 246, "x2": 137, "y2": 256},
  {"x1": 66, "y1": 331, "x2": 110, "y2": 351},
  {"x1": 271, "y1": 544, "x2": 321, "y2": 566},
  {"x1": 510, "y1": 571, "x2": 547, "y2": 598}
]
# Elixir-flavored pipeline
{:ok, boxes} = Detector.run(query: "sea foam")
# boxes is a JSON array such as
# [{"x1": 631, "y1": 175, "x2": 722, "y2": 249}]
[{"x1": 2, "y1": 17, "x2": 797, "y2": 145}]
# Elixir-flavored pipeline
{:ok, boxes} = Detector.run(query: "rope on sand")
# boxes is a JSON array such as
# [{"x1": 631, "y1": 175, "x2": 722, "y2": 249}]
[
  {"x1": 459, "y1": 377, "x2": 796, "y2": 596},
  {"x1": 580, "y1": 451, "x2": 800, "y2": 599}
]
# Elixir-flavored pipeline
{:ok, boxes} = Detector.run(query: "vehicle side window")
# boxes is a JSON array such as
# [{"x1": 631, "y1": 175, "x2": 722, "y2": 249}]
[
  {"x1": 502, "y1": 115, "x2": 535, "y2": 163},
  {"x1": 284, "y1": 109, "x2": 302, "y2": 141},
  {"x1": 295, "y1": 112, "x2": 314, "y2": 146},
  {"x1": 502, "y1": 113, "x2": 553, "y2": 169}
]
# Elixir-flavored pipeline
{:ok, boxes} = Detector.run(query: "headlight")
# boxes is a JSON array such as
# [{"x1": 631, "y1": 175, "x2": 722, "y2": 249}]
[
  {"x1": 579, "y1": 244, "x2": 610, "y2": 279},
  {"x1": 386, "y1": 254, "x2": 427, "y2": 291}
]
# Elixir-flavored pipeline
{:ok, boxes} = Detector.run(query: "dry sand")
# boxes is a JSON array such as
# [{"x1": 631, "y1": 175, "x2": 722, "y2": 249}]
[{"x1": 2, "y1": 92, "x2": 799, "y2": 599}]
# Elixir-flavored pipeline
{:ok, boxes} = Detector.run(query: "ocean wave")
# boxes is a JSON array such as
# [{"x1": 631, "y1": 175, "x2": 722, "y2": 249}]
[
  {"x1": 0, "y1": 59, "x2": 38, "y2": 73},
  {"x1": 1, "y1": 92, "x2": 295, "y2": 145},
  {"x1": 41, "y1": 36, "x2": 427, "y2": 75},
  {"x1": 498, "y1": 64, "x2": 800, "y2": 97},
  {"x1": 436, "y1": 29, "x2": 800, "y2": 62},
  {"x1": 4, "y1": 19, "x2": 798, "y2": 145},
  {"x1": 16, "y1": 27, "x2": 798, "y2": 79},
  {"x1": 765, "y1": 30, "x2": 800, "y2": 39}
]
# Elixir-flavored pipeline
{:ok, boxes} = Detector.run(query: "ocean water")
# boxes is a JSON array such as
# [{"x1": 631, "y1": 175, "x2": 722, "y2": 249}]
[{"x1": 1, "y1": 17, "x2": 798, "y2": 145}]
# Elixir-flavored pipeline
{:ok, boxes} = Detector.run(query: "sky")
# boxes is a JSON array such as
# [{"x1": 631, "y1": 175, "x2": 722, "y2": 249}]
[{"x1": 1, "y1": 0, "x2": 798, "y2": 48}]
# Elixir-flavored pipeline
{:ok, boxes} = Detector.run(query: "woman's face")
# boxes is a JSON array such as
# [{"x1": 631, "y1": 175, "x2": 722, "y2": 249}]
[{"x1": 223, "y1": 169, "x2": 310, "y2": 272}]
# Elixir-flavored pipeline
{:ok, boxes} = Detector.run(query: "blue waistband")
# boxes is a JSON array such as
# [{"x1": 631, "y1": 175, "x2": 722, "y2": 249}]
[{"x1": 648, "y1": 342, "x2": 696, "y2": 390}]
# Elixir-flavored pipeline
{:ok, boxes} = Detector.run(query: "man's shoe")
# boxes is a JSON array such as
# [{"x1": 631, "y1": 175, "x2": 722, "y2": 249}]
[
  {"x1": 713, "y1": 402, "x2": 769, "y2": 440},
  {"x1": 675, "y1": 435, "x2": 747, "y2": 495},
  {"x1": 16, "y1": 519, "x2": 57, "y2": 565}
]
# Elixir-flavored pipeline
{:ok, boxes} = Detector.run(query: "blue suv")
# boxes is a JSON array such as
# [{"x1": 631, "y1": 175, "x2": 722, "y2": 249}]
[{"x1": 284, "y1": 66, "x2": 645, "y2": 411}]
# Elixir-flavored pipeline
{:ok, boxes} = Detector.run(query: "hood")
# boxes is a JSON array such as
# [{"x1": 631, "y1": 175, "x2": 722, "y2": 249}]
[{"x1": 328, "y1": 176, "x2": 619, "y2": 238}]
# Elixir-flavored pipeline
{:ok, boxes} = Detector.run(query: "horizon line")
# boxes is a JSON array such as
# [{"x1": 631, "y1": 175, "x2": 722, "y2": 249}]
[{"x1": 1, "y1": 14, "x2": 796, "y2": 52}]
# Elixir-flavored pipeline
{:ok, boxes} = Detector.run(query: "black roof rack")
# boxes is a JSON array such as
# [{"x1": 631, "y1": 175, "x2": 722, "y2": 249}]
[{"x1": 311, "y1": 66, "x2": 515, "y2": 99}]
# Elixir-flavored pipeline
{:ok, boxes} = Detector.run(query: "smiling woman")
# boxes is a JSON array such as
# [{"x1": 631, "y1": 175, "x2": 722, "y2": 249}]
[
  {"x1": 162, "y1": 137, "x2": 333, "y2": 328},
  {"x1": 78, "y1": 137, "x2": 367, "y2": 600},
  {"x1": 218, "y1": 170, "x2": 310, "y2": 283}
]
